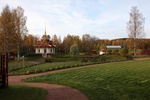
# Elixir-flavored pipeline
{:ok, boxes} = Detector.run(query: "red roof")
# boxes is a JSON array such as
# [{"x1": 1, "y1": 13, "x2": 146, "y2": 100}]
[{"x1": 35, "y1": 40, "x2": 56, "y2": 48}]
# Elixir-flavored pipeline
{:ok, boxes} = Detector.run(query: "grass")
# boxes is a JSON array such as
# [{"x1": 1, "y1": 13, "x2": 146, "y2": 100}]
[
  {"x1": 8, "y1": 61, "x2": 35, "y2": 71},
  {"x1": 0, "y1": 84, "x2": 47, "y2": 100},
  {"x1": 9, "y1": 55, "x2": 128, "y2": 75},
  {"x1": 24, "y1": 60, "x2": 150, "y2": 100},
  {"x1": 9, "y1": 61, "x2": 91, "y2": 75},
  {"x1": 8, "y1": 54, "x2": 45, "y2": 72}
]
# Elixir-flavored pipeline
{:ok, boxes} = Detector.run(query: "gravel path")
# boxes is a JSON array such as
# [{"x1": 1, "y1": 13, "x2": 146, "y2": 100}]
[{"x1": 9, "y1": 66, "x2": 90, "y2": 100}]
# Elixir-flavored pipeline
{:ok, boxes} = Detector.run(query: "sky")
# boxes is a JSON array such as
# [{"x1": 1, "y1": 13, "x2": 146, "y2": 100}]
[{"x1": 0, "y1": 0, "x2": 150, "y2": 40}]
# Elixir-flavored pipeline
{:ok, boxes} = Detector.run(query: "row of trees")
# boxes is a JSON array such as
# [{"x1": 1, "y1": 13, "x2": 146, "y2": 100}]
[
  {"x1": 61, "y1": 35, "x2": 150, "y2": 55},
  {"x1": 8, "y1": 32, "x2": 149, "y2": 55},
  {"x1": 0, "y1": 5, "x2": 149, "y2": 58}
]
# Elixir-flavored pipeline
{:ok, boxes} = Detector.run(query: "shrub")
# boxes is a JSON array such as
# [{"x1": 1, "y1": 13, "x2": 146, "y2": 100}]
[
  {"x1": 107, "y1": 50, "x2": 112, "y2": 54},
  {"x1": 119, "y1": 48, "x2": 128, "y2": 56},
  {"x1": 126, "y1": 55, "x2": 133, "y2": 60},
  {"x1": 112, "y1": 49, "x2": 119, "y2": 55},
  {"x1": 70, "y1": 44, "x2": 79, "y2": 55},
  {"x1": 81, "y1": 58, "x2": 88, "y2": 62},
  {"x1": 90, "y1": 56, "x2": 106, "y2": 63},
  {"x1": 45, "y1": 58, "x2": 51, "y2": 63}
]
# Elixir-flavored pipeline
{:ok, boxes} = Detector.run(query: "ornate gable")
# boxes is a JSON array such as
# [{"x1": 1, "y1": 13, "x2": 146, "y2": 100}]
[{"x1": 35, "y1": 29, "x2": 56, "y2": 48}]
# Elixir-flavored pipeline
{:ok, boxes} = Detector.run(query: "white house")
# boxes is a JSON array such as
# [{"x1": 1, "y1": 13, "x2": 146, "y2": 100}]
[{"x1": 35, "y1": 30, "x2": 56, "y2": 56}]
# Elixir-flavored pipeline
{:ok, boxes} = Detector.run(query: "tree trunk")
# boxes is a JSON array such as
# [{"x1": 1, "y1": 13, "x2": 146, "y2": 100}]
[{"x1": 134, "y1": 38, "x2": 136, "y2": 57}]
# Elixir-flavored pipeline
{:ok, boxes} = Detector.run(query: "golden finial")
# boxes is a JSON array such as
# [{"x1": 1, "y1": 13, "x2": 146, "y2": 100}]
[{"x1": 44, "y1": 22, "x2": 46, "y2": 35}]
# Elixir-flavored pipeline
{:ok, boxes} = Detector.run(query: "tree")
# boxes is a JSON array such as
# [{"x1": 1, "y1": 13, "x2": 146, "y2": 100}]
[
  {"x1": 100, "y1": 43, "x2": 106, "y2": 50},
  {"x1": 81, "y1": 34, "x2": 96, "y2": 53},
  {"x1": 63, "y1": 34, "x2": 74, "y2": 53},
  {"x1": 14, "y1": 6, "x2": 28, "y2": 61},
  {"x1": 0, "y1": 5, "x2": 28, "y2": 61},
  {"x1": 62, "y1": 34, "x2": 82, "y2": 54},
  {"x1": 0, "y1": 5, "x2": 17, "y2": 53},
  {"x1": 125, "y1": 38, "x2": 134, "y2": 50},
  {"x1": 21, "y1": 34, "x2": 38, "y2": 55},
  {"x1": 52, "y1": 34, "x2": 63, "y2": 53},
  {"x1": 127, "y1": 6, "x2": 145, "y2": 57},
  {"x1": 70, "y1": 44, "x2": 79, "y2": 55}
]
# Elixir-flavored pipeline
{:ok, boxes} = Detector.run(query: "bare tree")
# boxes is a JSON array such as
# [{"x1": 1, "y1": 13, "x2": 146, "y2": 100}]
[{"x1": 127, "y1": 6, "x2": 145, "y2": 57}]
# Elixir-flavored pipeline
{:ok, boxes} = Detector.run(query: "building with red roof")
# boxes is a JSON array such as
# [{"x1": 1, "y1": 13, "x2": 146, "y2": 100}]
[{"x1": 35, "y1": 29, "x2": 56, "y2": 56}]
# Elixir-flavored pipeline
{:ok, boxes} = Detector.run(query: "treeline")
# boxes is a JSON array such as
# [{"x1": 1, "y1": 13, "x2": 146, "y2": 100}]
[
  {"x1": 0, "y1": 5, "x2": 150, "y2": 56},
  {"x1": 52, "y1": 35, "x2": 150, "y2": 55},
  {"x1": 40, "y1": 34, "x2": 150, "y2": 55}
]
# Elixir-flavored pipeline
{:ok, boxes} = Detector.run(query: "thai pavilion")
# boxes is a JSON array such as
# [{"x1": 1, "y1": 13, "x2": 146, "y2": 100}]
[{"x1": 35, "y1": 29, "x2": 56, "y2": 56}]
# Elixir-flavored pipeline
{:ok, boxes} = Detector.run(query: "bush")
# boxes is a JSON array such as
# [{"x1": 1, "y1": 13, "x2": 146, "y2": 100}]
[
  {"x1": 70, "y1": 44, "x2": 79, "y2": 55},
  {"x1": 45, "y1": 58, "x2": 51, "y2": 63},
  {"x1": 90, "y1": 56, "x2": 106, "y2": 63},
  {"x1": 126, "y1": 55, "x2": 133, "y2": 60},
  {"x1": 119, "y1": 48, "x2": 128, "y2": 56},
  {"x1": 112, "y1": 49, "x2": 119, "y2": 55},
  {"x1": 81, "y1": 58, "x2": 88, "y2": 62},
  {"x1": 107, "y1": 50, "x2": 112, "y2": 54}
]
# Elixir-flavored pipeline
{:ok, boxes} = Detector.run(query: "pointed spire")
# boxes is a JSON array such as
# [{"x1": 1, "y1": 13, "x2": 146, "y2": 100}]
[{"x1": 44, "y1": 22, "x2": 46, "y2": 35}]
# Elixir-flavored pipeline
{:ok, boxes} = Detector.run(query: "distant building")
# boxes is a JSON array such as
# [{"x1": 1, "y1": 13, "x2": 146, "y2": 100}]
[
  {"x1": 99, "y1": 45, "x2": 121, "y2": 55},
  {"x1": 106, "y1": 45, "x2": 121, "y2": 50},
  {"x1": 35, "y1": 29, "x2": 56, "y2": 56},
  {"x1": 99, "y1": 49, "x2": 106, "y2": 55}
]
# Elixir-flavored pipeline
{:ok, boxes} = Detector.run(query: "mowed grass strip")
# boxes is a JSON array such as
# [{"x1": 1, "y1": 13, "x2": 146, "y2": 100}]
[
  {"x1": 0, "y1": 85, "x2": 47, "y2": 100},
  {"x1": 10, "y1": 61, "x2": 89, "y2": 75},
  {"x1": 25, "y1": 60, "x2": 150, "y2": 100}
]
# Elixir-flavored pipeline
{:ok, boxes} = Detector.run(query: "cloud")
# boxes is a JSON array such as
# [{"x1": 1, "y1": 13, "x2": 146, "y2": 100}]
[{"x1": 0, "y1": 0, "x2": 150, "y2": 39}]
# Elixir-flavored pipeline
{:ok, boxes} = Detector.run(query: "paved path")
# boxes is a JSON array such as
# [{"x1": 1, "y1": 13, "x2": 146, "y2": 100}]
[{"x1": 9, "y1": 65, "x2": 91, "y2": 100}]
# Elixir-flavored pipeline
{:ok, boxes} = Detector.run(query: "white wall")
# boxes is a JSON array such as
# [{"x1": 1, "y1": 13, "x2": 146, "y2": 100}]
[
  {"x1": 35, "y1": 48, "x2": 39, "y2": 53},
  {"x1": 47, "y1": 48, "x2": 50, "y2": 53},
  {"x1": 35, "y1": 47, "x2": 55, "y2": 54},
  {"x1": 40, "y1": 48, "x2": 44, "y2": 53}
]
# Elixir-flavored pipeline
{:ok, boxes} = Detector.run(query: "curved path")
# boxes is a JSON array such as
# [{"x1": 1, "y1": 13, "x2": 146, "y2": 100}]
[
  {"x1": 9, "y1": 65, "x2": 91, "y2": 100},
  {"x1": 9, "y1": 58, "x2": 150, "y2": 100}
]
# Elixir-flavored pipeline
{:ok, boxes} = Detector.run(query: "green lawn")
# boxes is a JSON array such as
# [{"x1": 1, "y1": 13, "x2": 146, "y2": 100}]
[
  {"x1": 9, "y1": 61, "x2": 90, "y2": 75},
  {"x1": 8, "y1": 61, "x2": 35, "y2": 71},
  {"x1": 0, "y1": 85, "x2": 47, "y2": 100},
  {"x1": 24, "y1": 60, "x2": 150, "y2": 100},
  {"x1": 9, "y1": 55, "x2": 128, "y2": 75}
]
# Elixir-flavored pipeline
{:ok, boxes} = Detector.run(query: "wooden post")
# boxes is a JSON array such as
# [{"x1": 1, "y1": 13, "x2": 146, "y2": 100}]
[{"x1": 0, "y1": 53, "x2": 8, "y2": 89}]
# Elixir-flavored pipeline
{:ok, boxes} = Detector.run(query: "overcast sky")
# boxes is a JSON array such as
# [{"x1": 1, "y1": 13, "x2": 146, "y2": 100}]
[{"x1": 0, "y1": 0, "x2": 150, "y2": 39}]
